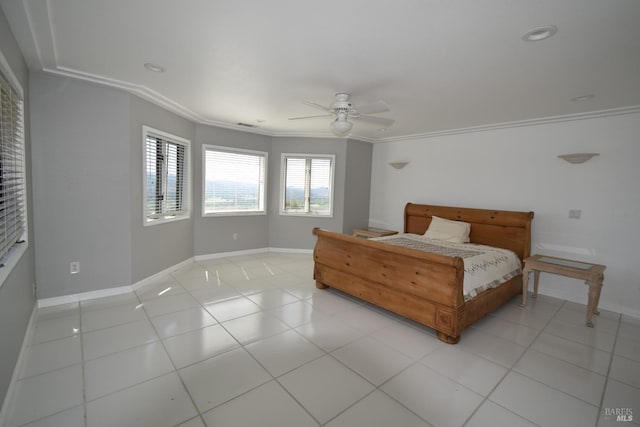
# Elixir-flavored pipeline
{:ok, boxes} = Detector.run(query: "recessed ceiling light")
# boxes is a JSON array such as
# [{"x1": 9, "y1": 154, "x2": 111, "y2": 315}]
[
  {"x1": 377, "y1": 128, "x2": 388, "y2": 132},
  {"x1": 522, "y1": 25, "x2": 558, "y2": 42},
  {"x1": 144, "y1": 62, "x2": 165, "y2": 73},
  {"x1": 571, "y1": 94, "x2": 595, "y2": 102}
]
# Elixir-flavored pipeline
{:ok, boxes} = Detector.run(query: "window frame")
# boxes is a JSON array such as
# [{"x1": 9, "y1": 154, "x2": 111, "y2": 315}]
[
  {"x1": 0, "y1": 51, "x2": 28, "y2": 287},
  {"x1": 142, "y1": 126, "x2": 191, "y2": 226},
  {"x1": 202, "y1": 144, "x2": 268, "y2": 217},
  {"x1": 279, "y1": 153, "x2": 335, "y2": 218}
]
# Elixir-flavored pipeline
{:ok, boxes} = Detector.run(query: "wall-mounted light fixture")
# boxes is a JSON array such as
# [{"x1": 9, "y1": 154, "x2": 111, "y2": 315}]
[
  {"x1": 389, "y1": 161, "x2": 409, "y2": 169},
  {"x1": 144, "y1": 62, "x2": 165, "y2": 73},
  {"x1": 557, "y1": 153, "x2": 599, "y2": 164}
]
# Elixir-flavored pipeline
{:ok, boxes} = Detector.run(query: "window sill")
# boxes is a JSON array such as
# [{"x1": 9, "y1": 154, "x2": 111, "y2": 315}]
[
  {"x1": 144, "y1": 214, "x2": 191, "y2": 227},
  {"x1": 279, "y1": 212, "x2": 333, "y2": 218},
  {"x1": 202, "y1": 211, "x2": 267, "y2": 218},
  {"x1": 0, "y1": 242, "x2": 28, "y2": 289}
]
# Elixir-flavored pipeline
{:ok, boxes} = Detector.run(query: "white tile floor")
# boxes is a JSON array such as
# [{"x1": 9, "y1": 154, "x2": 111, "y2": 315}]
[{"x1": 3, "y1": 252, "x2": 639, "y2": 427}]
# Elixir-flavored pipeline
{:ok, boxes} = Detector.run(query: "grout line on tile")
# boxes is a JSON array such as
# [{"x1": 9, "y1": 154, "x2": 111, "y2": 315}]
[
  {"x1": 345, "y1": 330, "x2": 448, "y2": 426},
  {"x1": 541, "y1": 326, "x2": 616, "y2": 353},
  {"x1": 320, "y1": 388, "x2": 380, "y2": 426},
  {"x1": 459, "y1": 294, "x2": 562, "y2": 426},
  {"x1": 374, "y1": 360, "x2": 453, "y2": 426},
  {"x1": 595, "y1": 311, "x2": 622, "y2": 427},
  {"x1": 142, "y1": 296, "x2": 207, "y2": 427},
  {"x1": 182, "y1": 265, "x2": 323, "y2": 423},
  {"x1": 239, "y1": 333, "x2": 324, "y2": 426},
  {"x1": 162, "y1": 264, "x2": 314, "y2": 422},
  {"x1": 506, "y1": 362, "x2": 603, "y2": 408},
  {"x1": 11, "y1": 404, "x2": 86, "y2": 427}
]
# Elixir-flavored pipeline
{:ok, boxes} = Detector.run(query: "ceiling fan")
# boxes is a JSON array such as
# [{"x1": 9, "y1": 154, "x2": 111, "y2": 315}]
[{"x1": 289, "y1": 93, "x2": 395, "y2": 136}]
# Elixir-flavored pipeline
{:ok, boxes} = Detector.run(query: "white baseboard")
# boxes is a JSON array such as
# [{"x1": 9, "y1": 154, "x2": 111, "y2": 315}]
[
  {"x1": 269, "y1": 247, "x2": 313, "y2": 254},
  {"x1": 194, "y1": 247, "x2": 313, "y2": 261},
  {"x1": 194, "y1": 247, "x2": 269, "y2": 262},
  {"x1": 0, "y1": 304, "x2": 38, "y2": 426},
  {"x1": 37, "y1": 249, "x2": 313, "y2": 308},
  {"x1": 37, "y1": 284, "x2": 134, "y2": 309},
  {"x1": 131, "y1": 257, "x2": 195, "y2": 291}
]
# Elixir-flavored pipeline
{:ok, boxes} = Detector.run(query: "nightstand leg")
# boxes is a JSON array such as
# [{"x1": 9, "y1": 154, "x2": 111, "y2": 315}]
[
  {"x1": 533, "y1": 270, "x2": 540, "y2": 298},
  {"x1": 586, "y1": 276, "x2": 603, "y2": 328},
  {"x1": 593, "y1": 273, "x2": 604, "y2": 316},
  {"x1": 521, "y1": 267, "x2": 530, "y2": 306},
  {"x1": 587, "y1": 281, "x2": 602, "y2": 328}
]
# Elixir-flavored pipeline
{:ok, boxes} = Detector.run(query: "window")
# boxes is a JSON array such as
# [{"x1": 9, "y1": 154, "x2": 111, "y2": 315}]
[
  {"x1": 143, "y1": 126, "x2": 190, "y2": 225},
  {"x1": 203, "y1": 145, "x2": 267, "y2": 216},
  {"x1": 281, "y1": 154, "x2": 334, "y2": 217},
  {"x1": 0, "y1": 58, "x2": 27, "y2": 282}
]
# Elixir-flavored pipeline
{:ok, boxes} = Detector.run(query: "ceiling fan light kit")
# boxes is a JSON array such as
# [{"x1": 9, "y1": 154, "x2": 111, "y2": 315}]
[
  {"x1": 330, "y1": 117, "x2": 353, "y2": 136},
  {"x1": 289, "y1": 93, "x2": 394, "y2": 136}
]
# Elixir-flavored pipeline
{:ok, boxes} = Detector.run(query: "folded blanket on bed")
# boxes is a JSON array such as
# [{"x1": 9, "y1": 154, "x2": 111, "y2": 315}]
[{"x1": 373, "y1": 233, "x2": 522, "y2": 301}]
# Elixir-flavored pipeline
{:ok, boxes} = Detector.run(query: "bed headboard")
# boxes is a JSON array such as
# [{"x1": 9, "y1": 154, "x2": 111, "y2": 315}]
[{"x1": 404, "y1": 203, "x2": 534, "y2": 261}]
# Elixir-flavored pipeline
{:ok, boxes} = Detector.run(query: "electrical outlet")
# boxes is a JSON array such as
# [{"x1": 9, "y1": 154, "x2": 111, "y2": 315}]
[
  {"x1": 70, "y1": 261, "x2": 80, "y2": 275},
  {"x1": 568, "y1": 209, "x2": 582, "y2": 219},
  {"x1": 233, "y1": 233, "x2": 238, "y2": 241}
]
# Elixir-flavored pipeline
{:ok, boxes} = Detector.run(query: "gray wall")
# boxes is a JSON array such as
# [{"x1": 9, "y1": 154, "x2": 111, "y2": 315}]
[
  {"x1": 193, "y1": 124, "x2": 271, "y2": 256},
  {"x1": 28, "y1": 72, "x2": 373, "y2": 297},
  {"x1": 30, "y1": 73, "x2": 133, "y2": 297},
  {"x1": 28, "y1": 72, "x2": 374, "y2": 296},
  {"x1": 0, "y1": 5, "x2": 37, "y2": 408},
  {"x1": 343, "y1": 139, "x2": 372, "y2": 235},
  {"x1": 268, "y1": 137, "x2": 347, "y2": 249},
  {"x1": 30, "y1": 73, "x2": 203, "y2": 292},
  {"x1": 129, "y1": 95, "x2": 195, "y2": 282}
]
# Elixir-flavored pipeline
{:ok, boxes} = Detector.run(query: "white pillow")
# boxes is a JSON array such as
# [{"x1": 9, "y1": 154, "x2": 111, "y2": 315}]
[{"x1": 424, "y1": 216, "x2": 471, "y2": 243}]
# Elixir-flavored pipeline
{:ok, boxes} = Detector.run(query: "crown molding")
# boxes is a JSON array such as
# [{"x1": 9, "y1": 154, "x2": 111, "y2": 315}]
[
  {"x1": 374, "y1": 105, "x2": 640, "y2": 143},
  {"x1": 38, "y1": 66, "x2": 640, "y2": 144},
  {"x1": 45, "y1": 66, "x2": 209, "y2": 123},
  {"x1": 42, "y1": 66, "x2": 376, "y2": 140},
  {"x1": 39, "y1": 66, "x2": 381, "y2": 142}
]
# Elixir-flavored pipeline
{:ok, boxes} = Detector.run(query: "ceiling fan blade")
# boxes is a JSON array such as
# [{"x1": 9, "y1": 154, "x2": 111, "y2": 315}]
[
  {"x1": 288, "y1": 114, "x2": 333, "y2": 121},
  {"x1": 353, "y1": 115, "x2": 395, "y2": 127},
  {"x1": 355, "y1": 100, "x2": 390, "y2": 115},
  {"x1": 302, "y1": 100, "x2": 331, "y2": 112}
]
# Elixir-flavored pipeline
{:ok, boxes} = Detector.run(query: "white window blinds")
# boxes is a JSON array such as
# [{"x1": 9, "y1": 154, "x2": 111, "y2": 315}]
[
  {"x1": 0, "y1": 70, "x2": 26, "y2": 261},
  {"x1": 282, "y1": 155, "x2": 333, "y2": 216},
  {"x1": 144, "y1": 127, "x2": 189, "y2": 223},
  {"x1": 203, "y1": 146, "x2": 267, "y2": 215}
]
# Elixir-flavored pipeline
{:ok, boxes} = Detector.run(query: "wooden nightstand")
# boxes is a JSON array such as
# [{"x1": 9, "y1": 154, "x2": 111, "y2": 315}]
[
  {"x1": 521, "y1": 254, "x2": 606, "y2": 327},
  {"x1": 353, "y1": 227, "x2": 398, "y2": 239}
]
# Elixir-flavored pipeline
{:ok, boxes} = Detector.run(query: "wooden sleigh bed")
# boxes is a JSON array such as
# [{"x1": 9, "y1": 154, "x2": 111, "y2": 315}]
[{"x1": 312, "y1": 203, "x2": 534, "y2": 344}]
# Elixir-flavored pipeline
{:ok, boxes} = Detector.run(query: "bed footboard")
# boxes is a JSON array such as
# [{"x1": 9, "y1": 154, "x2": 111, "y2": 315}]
[{"x1": 312, "y1": 228, "x2": 466, "y2": 341}]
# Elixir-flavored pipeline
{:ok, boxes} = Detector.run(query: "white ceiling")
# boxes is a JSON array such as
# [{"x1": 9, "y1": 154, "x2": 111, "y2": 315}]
[{"x1": 3, "y1": 0, "x2": 640, "y2": 141}]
